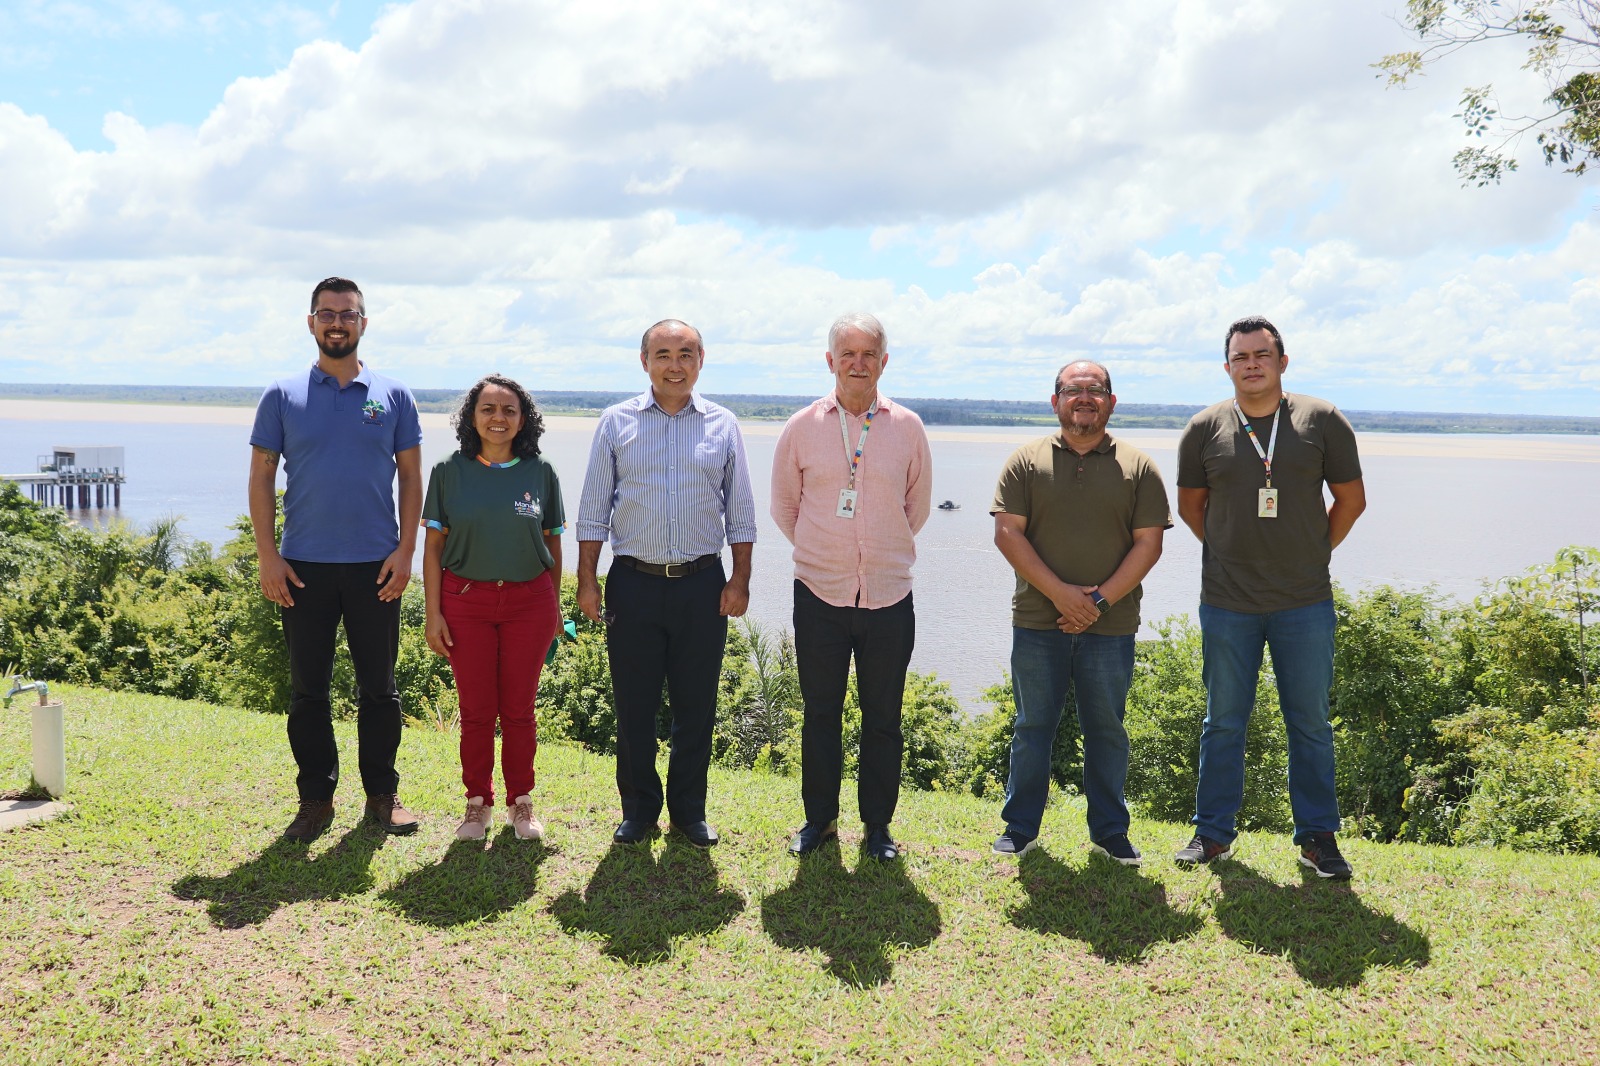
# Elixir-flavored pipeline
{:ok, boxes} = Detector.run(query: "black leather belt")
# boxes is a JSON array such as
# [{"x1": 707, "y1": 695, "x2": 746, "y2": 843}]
[{"x1": 613, "y1": 553, "x2": 720, "y2": 578}]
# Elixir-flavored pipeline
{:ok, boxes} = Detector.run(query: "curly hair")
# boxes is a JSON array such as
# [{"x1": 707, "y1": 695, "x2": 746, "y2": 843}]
[{"x1": 452, "y1": 374, "x2": 545, "y2": 460}]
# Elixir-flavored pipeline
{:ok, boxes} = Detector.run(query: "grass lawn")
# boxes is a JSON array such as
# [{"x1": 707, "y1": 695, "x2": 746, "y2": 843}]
[{"x1": 2, "y1": 685, "x2": 1597, "y2": 1064}]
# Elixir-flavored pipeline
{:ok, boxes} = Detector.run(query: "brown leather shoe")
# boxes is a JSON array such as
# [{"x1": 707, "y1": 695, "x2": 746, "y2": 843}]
[
  {"x1": 365, "y1": 793, "x2": 419, "y2": 835},
  {"x1": 284, "y1": 798, "x2": 334, "y2": 842}
]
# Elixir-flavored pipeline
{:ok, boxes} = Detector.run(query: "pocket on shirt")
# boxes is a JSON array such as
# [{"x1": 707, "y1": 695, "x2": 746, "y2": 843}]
[{"x1": 693, "y1": 440, "x2": 727, "y2": 483}]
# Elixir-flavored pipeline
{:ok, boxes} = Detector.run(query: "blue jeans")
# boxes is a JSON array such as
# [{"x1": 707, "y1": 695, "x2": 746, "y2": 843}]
[
  {"x1": 1002, "y1": 627, "x2": 1135, "y2": 842},
  {"x1": 1193, "y1": 599, "x2": 1339, "y2": 845}
]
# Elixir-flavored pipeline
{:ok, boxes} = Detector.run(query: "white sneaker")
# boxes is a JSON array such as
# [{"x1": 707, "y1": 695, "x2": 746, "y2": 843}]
[
  {"x1": 456, "y1": 797, "x2": 492, "y2": 840},
  {"x1": 510, "y1": 795, "x2": 544, "y2": 841}
]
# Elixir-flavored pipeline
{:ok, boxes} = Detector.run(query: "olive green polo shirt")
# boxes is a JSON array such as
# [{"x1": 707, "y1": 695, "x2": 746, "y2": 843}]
[
  {"x1": 422, "y1": 453, "x2": 565, "y2": 582},
  {"x1": 991, "y1": 433, "x2": 1172, "y2": 634}
]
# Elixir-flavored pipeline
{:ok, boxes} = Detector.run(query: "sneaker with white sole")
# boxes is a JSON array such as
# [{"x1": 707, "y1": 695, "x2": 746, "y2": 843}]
[
  {"x1": 1090, "y1": 833, "x2": 1143, "y2": 866},
  {"x1": 456, "y1": 797, "x2": 492, "y2": 841},
  {"x1": 992, "y1": 830, "x2": 1038, "y2": 856},
  {"x1": 1298, "y1": 832, "x2": 1353, "y2": 880},
  {"x1": 509, "y1": 795, "x2": 544, "y2": 841}
]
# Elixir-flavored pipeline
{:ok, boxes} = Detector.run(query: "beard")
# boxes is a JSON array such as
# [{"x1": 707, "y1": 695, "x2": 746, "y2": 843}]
[
  {"x1": 317, "y1": 336, "x2": 359, "y2": 360},
  {"x1": 1061, "y1": 410, "x2": 1105, "y2": 437}
]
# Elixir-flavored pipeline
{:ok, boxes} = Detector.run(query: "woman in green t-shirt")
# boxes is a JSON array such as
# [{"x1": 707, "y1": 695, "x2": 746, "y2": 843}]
[{"x1": 422, "y1": 374, "x2": 565, "y2": 842}]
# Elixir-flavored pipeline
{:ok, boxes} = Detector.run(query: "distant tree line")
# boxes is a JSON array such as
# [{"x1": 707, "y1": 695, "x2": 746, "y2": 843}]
[
  {"x1": 7, "y1": 382, "x2": 1599, "y2": 434},
  {"x1": 1, "y1": 482, "x2": 1595, "y2": 853}
]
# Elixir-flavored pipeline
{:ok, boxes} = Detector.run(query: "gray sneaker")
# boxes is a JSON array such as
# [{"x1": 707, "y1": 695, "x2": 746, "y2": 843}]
[{"x1": 992, "y1": 830, "x2": 1038, "y2": 856}]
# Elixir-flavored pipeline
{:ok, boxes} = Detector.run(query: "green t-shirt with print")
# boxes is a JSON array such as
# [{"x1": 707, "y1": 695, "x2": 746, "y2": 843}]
[{"x1": 422, "y1": 453, "x2": 564, "y2": 582}]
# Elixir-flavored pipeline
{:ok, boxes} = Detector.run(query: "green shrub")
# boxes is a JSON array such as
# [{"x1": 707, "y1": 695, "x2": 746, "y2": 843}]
[
  {"x1": 1331, "y1": 585, "x2": 1454, "y2": 841},
  {"x1": 1447, "y1": 712, "x2": 1600, "y2": 852}
]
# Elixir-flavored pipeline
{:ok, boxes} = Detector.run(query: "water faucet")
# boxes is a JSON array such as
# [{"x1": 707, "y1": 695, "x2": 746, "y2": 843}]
[{"x1": 4, "y1": 676, "x2": 48, "y2": 709}]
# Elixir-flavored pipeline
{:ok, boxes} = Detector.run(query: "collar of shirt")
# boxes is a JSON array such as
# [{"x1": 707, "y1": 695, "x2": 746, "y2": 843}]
[
  {"x1": 634, "y1": 388, "x2": 709, "y2": 416},
  {"x1": 1053, "y1": 432, "x2": 1114, "y2": 455},
  {"x1": 819, "y1": 392, "x2": 893, "y2": 416},
  {"x1": 309, "y1": 361, "x2": 373, "y2": 390}
]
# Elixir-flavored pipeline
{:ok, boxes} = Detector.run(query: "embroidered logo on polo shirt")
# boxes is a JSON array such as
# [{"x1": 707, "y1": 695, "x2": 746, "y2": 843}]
[
  {"x1": 361, "y1": 399, "x2": 386, "y2": 426},
  {"x1": 513, "y1": 492, "x2": 541, "y2": 519}
]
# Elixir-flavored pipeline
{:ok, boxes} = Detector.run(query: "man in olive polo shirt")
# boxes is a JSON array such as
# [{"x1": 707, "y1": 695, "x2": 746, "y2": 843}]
[
  {"x1": 1173, "y1": 315, "x2": 1366, "y2": 880},
  {"x1": 989, "y1": 360, "x2": 1170, "y2": 862}
]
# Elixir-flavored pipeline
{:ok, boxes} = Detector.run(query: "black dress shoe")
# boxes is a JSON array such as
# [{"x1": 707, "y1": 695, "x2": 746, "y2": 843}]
[
  {"x1": 787, "y1": 819, "x2": 838, "y2": 856},
  {"x1": 862, "y1": 823, "x2": 900, "y2": 862},
  {"x1": 613, "y1": 819, "x2": 656, "y2": 845},
  {"x1": 670, "y1": 820, "x2": 720, "y2": 848}
]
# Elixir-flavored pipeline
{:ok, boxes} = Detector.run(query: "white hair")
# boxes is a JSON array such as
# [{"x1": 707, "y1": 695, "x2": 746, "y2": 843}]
[{"x1": 827, "y1": 312, "x2": 887, "y2": 354}]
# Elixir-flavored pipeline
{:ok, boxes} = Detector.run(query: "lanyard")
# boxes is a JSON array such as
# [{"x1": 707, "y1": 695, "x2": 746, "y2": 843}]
[
  {"x1": 838, "y1": 404, "x2": 876, "y2": 490},
  {"x1": 1233, "y1": 399, "x2": 1282, "y2": 488}
]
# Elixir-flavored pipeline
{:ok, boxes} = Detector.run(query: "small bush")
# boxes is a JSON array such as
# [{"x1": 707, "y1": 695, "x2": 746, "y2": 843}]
[{"x1": 1449, "y1": 715, "x2": 1600, "y2": 852}]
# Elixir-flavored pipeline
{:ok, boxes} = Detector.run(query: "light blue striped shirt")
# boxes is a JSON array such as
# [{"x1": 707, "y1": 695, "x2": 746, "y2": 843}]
[{"x1": 575, "y1": 390, "x2": 758, "y2": 563}]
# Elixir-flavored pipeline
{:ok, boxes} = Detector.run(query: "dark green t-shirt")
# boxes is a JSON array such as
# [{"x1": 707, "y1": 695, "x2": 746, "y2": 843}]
[
  {"x1": 991, "y1": 434, "x2": 1172, "y2": 635},
  {"x1": 421, "y1": 453, "x2": 565, "y2": 582},
  {"x1": 1176, "y1": 393, "x2": 1362, "y2": 614}
]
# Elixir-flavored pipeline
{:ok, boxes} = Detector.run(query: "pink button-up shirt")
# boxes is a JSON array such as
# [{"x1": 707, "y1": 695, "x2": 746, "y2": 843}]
[{"x1": 770, "y1": 393, "x2": 933, "y2": 609}]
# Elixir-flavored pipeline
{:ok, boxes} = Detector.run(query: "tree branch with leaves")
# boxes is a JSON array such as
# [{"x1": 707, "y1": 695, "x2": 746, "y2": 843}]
[{"x1": 1378, "y1": 0, "x2": 1600, "y2": 184}]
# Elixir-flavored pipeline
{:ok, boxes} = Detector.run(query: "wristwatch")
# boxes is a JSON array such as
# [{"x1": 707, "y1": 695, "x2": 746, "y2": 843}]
[{"x1": 1091, "y1": 590, "x2": 1110, "y2": 614}]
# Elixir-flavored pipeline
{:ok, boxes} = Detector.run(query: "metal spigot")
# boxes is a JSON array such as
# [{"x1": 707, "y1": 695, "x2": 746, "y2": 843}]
[{"x1": 4, "y1": 676, "x2": 48, "y2": 709}]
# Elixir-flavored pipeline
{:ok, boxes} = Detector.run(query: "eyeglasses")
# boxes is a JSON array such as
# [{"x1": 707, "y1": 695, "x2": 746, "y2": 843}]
[
  {"x1": 312, "y1": 310, "x2": 365, "y2": 325},
  {"x1": 1056, "y1": 385, "x2": 1110, "y2": 398}
]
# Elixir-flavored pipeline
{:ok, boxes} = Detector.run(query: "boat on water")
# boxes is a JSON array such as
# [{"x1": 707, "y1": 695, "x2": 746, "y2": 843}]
[{"x1": 937, "y1": 500, "x2": 960, "y2": 510}]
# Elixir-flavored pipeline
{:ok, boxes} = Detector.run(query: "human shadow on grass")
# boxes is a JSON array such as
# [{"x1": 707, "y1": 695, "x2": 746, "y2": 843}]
[
  {"x1": 171, "y1": 825, "x2": 384, "y2": 929},
  {"x1": 1009, "y1": 848, "x2": 1205, "y2": 963},
  {"x1": 760, "y1": 842, "x2": 942, "y2": 988},
  {"x1": 1209, "y1": 858, "x2": 1431, "y2": 989},
  {"x1": 549, "y1": 837, "x2": 744, "y2": 965},
  {"x1": 380, "y1": 829, "x2": 550, "y2": 927}
]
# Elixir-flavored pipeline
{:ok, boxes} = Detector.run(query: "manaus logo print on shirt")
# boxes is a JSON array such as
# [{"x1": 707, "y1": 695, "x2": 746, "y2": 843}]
[{"x1": 513, "y1": 491, "x2": 541, "y2": 519}]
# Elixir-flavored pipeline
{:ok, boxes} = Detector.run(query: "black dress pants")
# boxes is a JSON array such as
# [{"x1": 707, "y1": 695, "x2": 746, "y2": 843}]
[
  {"x1": 604, "y1": 561, "x2": 727, "y2": 824},
  {"x1": 793, "y1": 580, "x2": 916, "y2": 827},
  {"x1": 280, "y1": 559, "x2": 403, "y2": 802}
]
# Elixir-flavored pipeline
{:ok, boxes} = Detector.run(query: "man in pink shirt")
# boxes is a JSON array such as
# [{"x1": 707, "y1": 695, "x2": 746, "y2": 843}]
[{"x1": 771, "y1": 312, "x2": 933, "y2": 861}]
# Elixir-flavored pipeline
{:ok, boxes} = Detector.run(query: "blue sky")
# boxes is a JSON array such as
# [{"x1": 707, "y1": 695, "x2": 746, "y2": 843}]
[{"x1": 0, "y1": 0, "x2": 1597, "y2": 414}]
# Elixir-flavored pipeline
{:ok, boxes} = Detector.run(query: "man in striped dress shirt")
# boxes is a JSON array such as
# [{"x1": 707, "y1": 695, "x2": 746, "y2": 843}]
[{"x1": 575, "y1": 319, "x2": 758, "y2": 848}]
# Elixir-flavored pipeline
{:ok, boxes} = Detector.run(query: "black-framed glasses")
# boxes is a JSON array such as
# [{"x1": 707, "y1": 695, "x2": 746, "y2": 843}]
[
  {"x1": 312, "y1": 310, "x2": 365, "y2": 325},
  {"x1": 1057, "y1": 384, "x2": 1110, "y2": 398}
]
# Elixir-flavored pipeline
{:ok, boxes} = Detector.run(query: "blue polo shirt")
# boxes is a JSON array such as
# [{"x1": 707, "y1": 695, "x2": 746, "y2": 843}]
[{"x1": 250, "y1": 363, "x2": 423, "y2": 564}]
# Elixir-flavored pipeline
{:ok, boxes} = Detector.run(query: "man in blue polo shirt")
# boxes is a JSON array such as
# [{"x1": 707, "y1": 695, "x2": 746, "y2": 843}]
[{"x1": 248, "y1": 277, "x2": 424, "y2": 842}]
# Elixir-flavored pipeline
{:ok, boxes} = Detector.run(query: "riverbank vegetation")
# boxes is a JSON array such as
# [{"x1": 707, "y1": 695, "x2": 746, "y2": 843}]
[
  {"x1": 1, "y1": 482, "x2": 1596, "y2": 854},
  {"x1": 6, "y1": 382, "x2": 1600, "y2": 433}
]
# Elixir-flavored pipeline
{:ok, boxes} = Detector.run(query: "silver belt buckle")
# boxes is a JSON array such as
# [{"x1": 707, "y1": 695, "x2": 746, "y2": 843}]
[{"x1": 663, "y1": 561, "x2": 688, "y2": 578}]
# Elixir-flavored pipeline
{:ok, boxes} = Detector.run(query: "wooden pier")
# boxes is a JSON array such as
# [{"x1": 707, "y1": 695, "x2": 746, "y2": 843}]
[{"x1": 1, "y1": 445, "x2": 126, "y2": 509}]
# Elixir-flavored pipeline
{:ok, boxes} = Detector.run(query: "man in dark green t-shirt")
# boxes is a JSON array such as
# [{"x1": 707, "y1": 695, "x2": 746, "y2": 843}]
[
  {"x1": 988, "y1": 360, "x2": 1171, "y2": 862},
  {"x1": 1173, "y1": 315, "x2": 1367, "y2": 880}
]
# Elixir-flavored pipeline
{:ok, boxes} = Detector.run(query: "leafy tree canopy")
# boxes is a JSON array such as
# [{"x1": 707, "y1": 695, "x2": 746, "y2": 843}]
[{"x1": 1378, "y1": 0, "x2": 1600, "y2": 184}]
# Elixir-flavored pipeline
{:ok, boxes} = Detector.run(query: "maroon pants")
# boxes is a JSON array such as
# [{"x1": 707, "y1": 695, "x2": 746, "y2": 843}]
[{"x1": 439, "y1": 568, "x2": 561, "y2": 804}]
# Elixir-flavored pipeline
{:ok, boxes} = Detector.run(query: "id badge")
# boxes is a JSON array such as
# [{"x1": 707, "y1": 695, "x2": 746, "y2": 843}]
[
  {"x1": 1258, "y1": 487, "x2": 1279, "y2": 518},
  {"x1": 836, "y1": 488, "x2": 859, "y2": 519}
]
